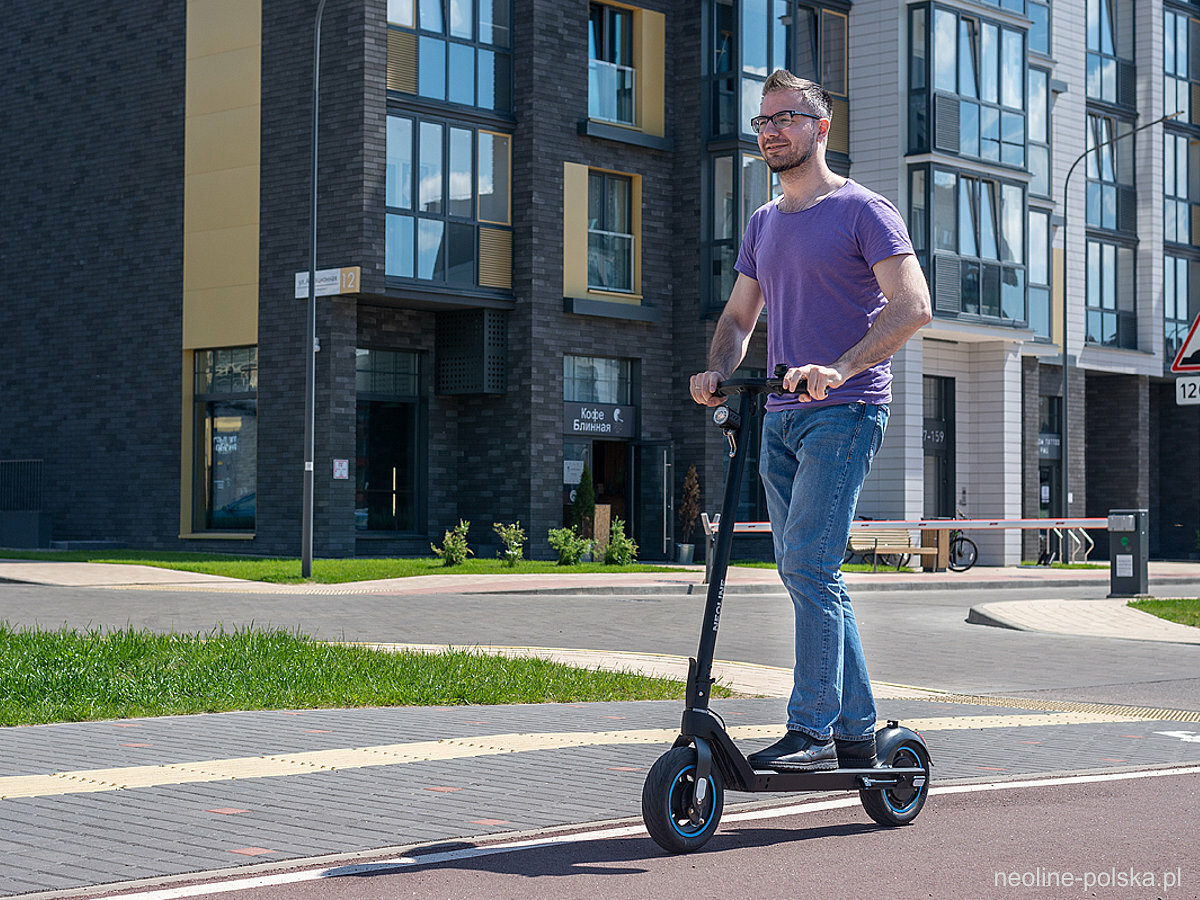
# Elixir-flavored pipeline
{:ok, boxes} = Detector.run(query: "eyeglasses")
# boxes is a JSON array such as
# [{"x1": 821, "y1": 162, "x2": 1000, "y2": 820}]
[{"x1": 749, "y1": 110, "x2": 822, "y2": 134}]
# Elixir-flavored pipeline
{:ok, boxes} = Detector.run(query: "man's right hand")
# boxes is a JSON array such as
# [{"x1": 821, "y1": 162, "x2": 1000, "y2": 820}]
[{"x1": 689, "y1": 370, "x2": 728, "y2": 407}]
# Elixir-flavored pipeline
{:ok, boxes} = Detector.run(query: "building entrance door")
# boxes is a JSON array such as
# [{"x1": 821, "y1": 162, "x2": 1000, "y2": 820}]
[
  {"x1": 631, "y1": 441, "x2": 673, "y2": 560},
  {"x1": 923, "y1": 375, "x2": 955, "y2": 518}
]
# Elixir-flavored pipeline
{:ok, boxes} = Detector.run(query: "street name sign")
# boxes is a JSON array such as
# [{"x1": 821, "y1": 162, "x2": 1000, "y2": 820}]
[{"x1": 294, "y1": 266, "x2": 361, "y2": 298}]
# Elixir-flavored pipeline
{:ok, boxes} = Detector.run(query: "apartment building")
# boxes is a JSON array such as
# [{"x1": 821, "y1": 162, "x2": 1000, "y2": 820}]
[{"x1": 1, "y1": 0, "x2": 1196, "y2": 562}]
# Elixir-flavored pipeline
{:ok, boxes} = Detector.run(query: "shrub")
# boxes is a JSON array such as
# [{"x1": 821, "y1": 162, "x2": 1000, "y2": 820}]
[
  {"x1": 603, "y1": 517, "x2": 638, "y2": 565},
  {"x1": 432, "y1": 519, "x2": 473, "y2": 567},
  {"x1": 548, "y1": 527, "x2": 592, "y2": 566},
  {"x1": 493, "y1": 521, "x2": 526, "y2": 567}
]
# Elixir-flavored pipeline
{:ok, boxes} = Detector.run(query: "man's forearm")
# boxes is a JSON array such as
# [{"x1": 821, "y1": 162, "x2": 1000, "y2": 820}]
[
  {"x1": 833, "y1": 294, "x2": 929, "y2": 380},
  {"x1": 707, "y1": 313, "x2": 754, "y2": 377}
]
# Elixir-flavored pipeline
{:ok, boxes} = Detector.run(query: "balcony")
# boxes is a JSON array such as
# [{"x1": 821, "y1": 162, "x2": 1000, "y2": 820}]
[{"x1": 588, "y1": 59, "x2": 635, "y2": 126}]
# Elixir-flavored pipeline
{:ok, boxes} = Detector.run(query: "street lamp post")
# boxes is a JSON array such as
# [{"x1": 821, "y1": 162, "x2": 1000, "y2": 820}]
[
  {"x1": 302, "y1": 0, "x2": 328, "y2": 579},
  {"x1": 1056, "y1": 110, "x2": 1179, "y2": 534}
]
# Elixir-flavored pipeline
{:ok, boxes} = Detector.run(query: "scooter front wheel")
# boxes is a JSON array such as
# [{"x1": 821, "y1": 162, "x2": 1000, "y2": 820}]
[
  {"x1": 641, "y1": 746, "x2": 724, "y2": 853},
  {"x1": 859, "y1": 728, "x2": 931, "y2": 826}
]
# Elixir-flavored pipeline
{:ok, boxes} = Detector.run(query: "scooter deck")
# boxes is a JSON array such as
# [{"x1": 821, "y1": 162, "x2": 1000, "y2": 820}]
[{"x1": 744, "y1": 766, "x2": 927, "y2": 794}]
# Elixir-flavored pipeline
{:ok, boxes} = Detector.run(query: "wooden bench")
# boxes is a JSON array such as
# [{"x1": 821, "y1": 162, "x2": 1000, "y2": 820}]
[{"x1": 846, "y1": 527, "x2": 940, "y2": 572}]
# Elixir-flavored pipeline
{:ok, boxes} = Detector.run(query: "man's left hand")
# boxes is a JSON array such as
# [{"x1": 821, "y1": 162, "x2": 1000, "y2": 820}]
[{"x1": 784, "y1": 364, "x2": 845, "y2": 402}]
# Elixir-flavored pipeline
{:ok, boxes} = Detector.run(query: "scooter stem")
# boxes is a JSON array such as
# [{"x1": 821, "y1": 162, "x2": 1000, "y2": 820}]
[{"x1": 687, "y1": 389, "x2": 754, "y2": 712}]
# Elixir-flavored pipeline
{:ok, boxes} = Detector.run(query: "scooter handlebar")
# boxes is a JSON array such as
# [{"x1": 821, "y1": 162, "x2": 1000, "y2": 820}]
[{"x1": 713, "y1": 376, "x2": 808, "y2": 398}]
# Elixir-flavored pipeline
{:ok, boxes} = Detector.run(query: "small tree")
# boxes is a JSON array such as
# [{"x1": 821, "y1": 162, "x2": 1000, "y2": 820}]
[
  {"x1": 677, "y1": 464, "x2": 702, "y2": 545},
  {"x1": 432, "y1": 519, "x2": 473, "y2": 566},
  {"x1": 493, "y1": 521, "x2": 526, "y2": 567},
  {"x1": 570, "y1": 462, "x2": 596, "y2": 537},
  {"x1": 548, "y1": 527, "x2": 592, "y2": 565},
  {"x1": 603, "y1": 517, "x2": 638, "y2": 565}
]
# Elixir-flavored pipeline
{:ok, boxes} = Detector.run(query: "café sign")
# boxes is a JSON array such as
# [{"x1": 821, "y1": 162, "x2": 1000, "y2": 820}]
[{"x1": 563, "y1": 402, "x2": 636, "y2": 438}]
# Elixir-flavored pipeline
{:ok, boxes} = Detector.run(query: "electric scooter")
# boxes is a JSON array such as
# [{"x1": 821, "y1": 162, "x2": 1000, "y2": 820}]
[{"x1": 640, "y1": 370, "x2": 931, "y2": 853}]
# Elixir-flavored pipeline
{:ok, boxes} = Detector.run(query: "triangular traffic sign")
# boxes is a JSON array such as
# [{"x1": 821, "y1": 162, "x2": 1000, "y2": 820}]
[{"x1": 1172, "y1": 313, "x2": 1200, "y2": 372}]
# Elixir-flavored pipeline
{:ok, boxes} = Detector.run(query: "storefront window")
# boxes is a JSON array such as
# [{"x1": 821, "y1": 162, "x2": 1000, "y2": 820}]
[{"x1": 193, "y1": 347, "x2": 257, "y2": 531}]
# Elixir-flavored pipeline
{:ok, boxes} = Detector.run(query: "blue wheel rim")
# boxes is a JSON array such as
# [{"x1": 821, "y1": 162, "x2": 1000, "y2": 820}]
[{"x1": 667, "y1": 764, "x2": 715, "y2": 838}]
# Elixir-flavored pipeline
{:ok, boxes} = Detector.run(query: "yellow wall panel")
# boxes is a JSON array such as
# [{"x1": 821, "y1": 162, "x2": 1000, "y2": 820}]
[
  {"x1": 187, "y1": 0, "x2": 262, "y2": 59},
  {"x1": 563, "y1": 163, "x2": 590, "y2": 297},
  {"x1": 183, "y1": 225, "x2": 259, "y2": 292},
  {"x1": 186, "y1": 107, "x2": 261, "y2": 175},
  {"x1": 182, "y1": 285, "x2": 259, "y2": 349},
  {"x1": 185, "y1": 46, "x2": 261, "y2": 117},
  {"x1": 636, "y1": 10, "x2": 665, "y2": 138},
  {"x1": 185, "y1": 166, "x2": 260, "y2": 232}
]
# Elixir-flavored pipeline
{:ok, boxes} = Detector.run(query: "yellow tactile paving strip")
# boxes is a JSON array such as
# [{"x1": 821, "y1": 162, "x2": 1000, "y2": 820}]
[{"x1": 0, "y1": 711, "x2": 1151, "y2": 801}]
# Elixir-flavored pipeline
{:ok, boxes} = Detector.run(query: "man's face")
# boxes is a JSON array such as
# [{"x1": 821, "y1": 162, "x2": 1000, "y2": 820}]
[{"x1": 756, "y1": 91, "x2": 825, "y2": 174}]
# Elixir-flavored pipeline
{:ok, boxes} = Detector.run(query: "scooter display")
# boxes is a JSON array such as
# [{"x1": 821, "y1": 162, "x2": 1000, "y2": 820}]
[{"x1": 641, "y1": 370, "x2": 931, "y2": 853}]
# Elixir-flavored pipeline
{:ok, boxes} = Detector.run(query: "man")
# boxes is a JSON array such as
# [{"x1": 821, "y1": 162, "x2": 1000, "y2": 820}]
[{"x1": 690, "y1": 69, "x2": 932, "y2": 772}]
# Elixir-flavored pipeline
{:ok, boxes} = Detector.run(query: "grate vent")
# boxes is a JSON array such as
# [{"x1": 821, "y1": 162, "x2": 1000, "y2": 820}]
[{"x1": 435, "y1": 309, "x2": 507, "y2": 395}]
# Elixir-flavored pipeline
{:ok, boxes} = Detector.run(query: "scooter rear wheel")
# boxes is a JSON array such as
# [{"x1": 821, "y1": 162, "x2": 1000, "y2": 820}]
[
  {"x1": 642, "y1": 746, "x2": 724, "y2": 853},
  {"x1": 859, "y1": 731, "x2": 931, "y2": 826}
]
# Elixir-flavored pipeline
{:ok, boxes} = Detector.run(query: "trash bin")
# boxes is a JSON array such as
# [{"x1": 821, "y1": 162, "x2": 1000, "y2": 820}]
[{"x1": 1107, "y1": 508, "x2": 1148, "y2": 597}]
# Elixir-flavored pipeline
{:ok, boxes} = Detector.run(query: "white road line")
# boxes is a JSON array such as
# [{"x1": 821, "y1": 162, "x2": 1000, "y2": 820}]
[{"x1": 91, "y1": 765, "x2": 1200, "y2": 900}]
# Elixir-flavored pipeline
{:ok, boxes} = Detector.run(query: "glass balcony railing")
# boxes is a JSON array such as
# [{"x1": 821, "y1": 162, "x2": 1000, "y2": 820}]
[{"x1": 588, "y1": 59, "x2": 636, "y2": 125}]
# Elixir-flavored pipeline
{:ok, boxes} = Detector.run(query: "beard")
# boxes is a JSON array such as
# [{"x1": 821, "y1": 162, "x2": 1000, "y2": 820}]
[{"x1": 764, "y1": 132, "x2": 818, "y2": 174}]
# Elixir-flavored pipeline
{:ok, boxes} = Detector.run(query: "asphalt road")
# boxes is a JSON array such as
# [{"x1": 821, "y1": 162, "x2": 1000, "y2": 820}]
[{"x1": 87, "y1": 768, "x2": 1200, "y2": 900}]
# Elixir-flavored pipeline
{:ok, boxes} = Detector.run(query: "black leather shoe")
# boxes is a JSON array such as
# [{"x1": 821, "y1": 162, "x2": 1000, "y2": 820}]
[
  {"x1": 747, "y1": 731, "x2": 838, "y2": 771},
  {"x1": 835, "y1": 736, "x2": 878, "y2": 768}
]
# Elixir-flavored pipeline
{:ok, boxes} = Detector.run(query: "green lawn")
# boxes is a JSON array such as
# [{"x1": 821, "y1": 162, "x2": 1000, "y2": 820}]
[
  {"x1": 1128, "y1": 598, "x2": 1200, "y2": 628},
  {"x1": 0, "y1": 625, "x2": 727, "y2": 726},
  {"x1": 0, "y1": 550, "x2": 676, "y2": 584}
]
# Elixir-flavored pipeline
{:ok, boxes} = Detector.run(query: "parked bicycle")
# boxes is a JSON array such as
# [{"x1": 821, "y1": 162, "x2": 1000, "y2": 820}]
[{"x1": 947, "y1": 511, "x2": 978, "y2": 572}]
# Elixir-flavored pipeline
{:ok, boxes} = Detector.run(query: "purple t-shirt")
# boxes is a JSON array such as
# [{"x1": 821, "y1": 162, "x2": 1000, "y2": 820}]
[{"x1": 734, "y1": 179, "x2": 915, "y2": 411}]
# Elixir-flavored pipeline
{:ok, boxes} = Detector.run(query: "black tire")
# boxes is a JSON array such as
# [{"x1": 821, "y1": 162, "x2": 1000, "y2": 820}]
[
  {"x1": 947, "y1": 536, "x2": 978, "y2": 572},
  {"x1": 860, "y1": 732, "x2": 931, "y2": 826},
  {"x1": 843, "y1": 543, "x2": 856, "y2": 565},
  {"x1": 641, "y1": 746, "x2": 724, "y2": 853},
  {"x1": 876, "y1": 553, "x2": 909, "y2": 569}
]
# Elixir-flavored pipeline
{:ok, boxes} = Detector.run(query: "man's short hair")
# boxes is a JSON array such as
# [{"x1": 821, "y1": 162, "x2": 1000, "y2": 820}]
[{"x1": 761, "y1": 69, "x2": 833, "y2": 121}]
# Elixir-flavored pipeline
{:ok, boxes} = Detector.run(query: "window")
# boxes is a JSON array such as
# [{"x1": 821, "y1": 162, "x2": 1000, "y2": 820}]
[
  {"x1": 1085, "y1": 113, "x2": 1134, "y2": 232},
  {"x1": 356, "y1": 349, "x2": 424, "y2": 533},
  {"x1": 1085, "y1": 238, "x2": 1135, "y2": 347},
  {"x1": 912, "y1": 164, "x2": 1026, "y2": 323},
  {"x1": 1165, "y1": 9, "x2": 1200, "y2": 123},
  {"x1": 1165, "y1": 255, "x2": 1200, "y2": 365},
  {"x1": 588, "y1": 171, "x2": 634, "y2": 292},
  {"x1": 386, "y1": 0, "x2": 512, "y2": 113},
  {"x1": 385, "y1": 114, "x2": 512, "y2": 290},
  {"x1": 589, "y1": 3, "x2": 635, "y2": 124},
  {"x1": 708, "y1": 151, "x2": 780, "y2": 307},
  {"x1": 912, "y1": 6, "x2": 1025, "y2": 166},
  {"x1": 1028, "y1": 0, "x2": 1050, "y2": 56},
  {"x1": 1028, "y1": 208, "x2": 1052, "y2": 338},
  {"x1": 564, "y1": 356, "x2": 633, "y2": 404},
  {"x1": 740, "y1": 0, "x2": 792, "y2": 136},
  {"x1": 708, "y1": 0, "x2": 848, "y2": 147},
  {"x1": 1028, "y1": 68, "x2": 1051, "y2": 197},
  {"x1": 1165, "y1": 131, "x2": 1200, "y2": 245},
  {"x1": 1086, "y1": 0, "x2": 1133, "y2": 105},
  {"x1": 193, "y1": 348, "x2": 257, "y2": 532}
]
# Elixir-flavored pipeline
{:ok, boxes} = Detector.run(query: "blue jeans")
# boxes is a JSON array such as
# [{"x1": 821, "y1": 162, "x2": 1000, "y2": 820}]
[{"x1": 759, "y1": 402, "x2": 888, "y2": 743}]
